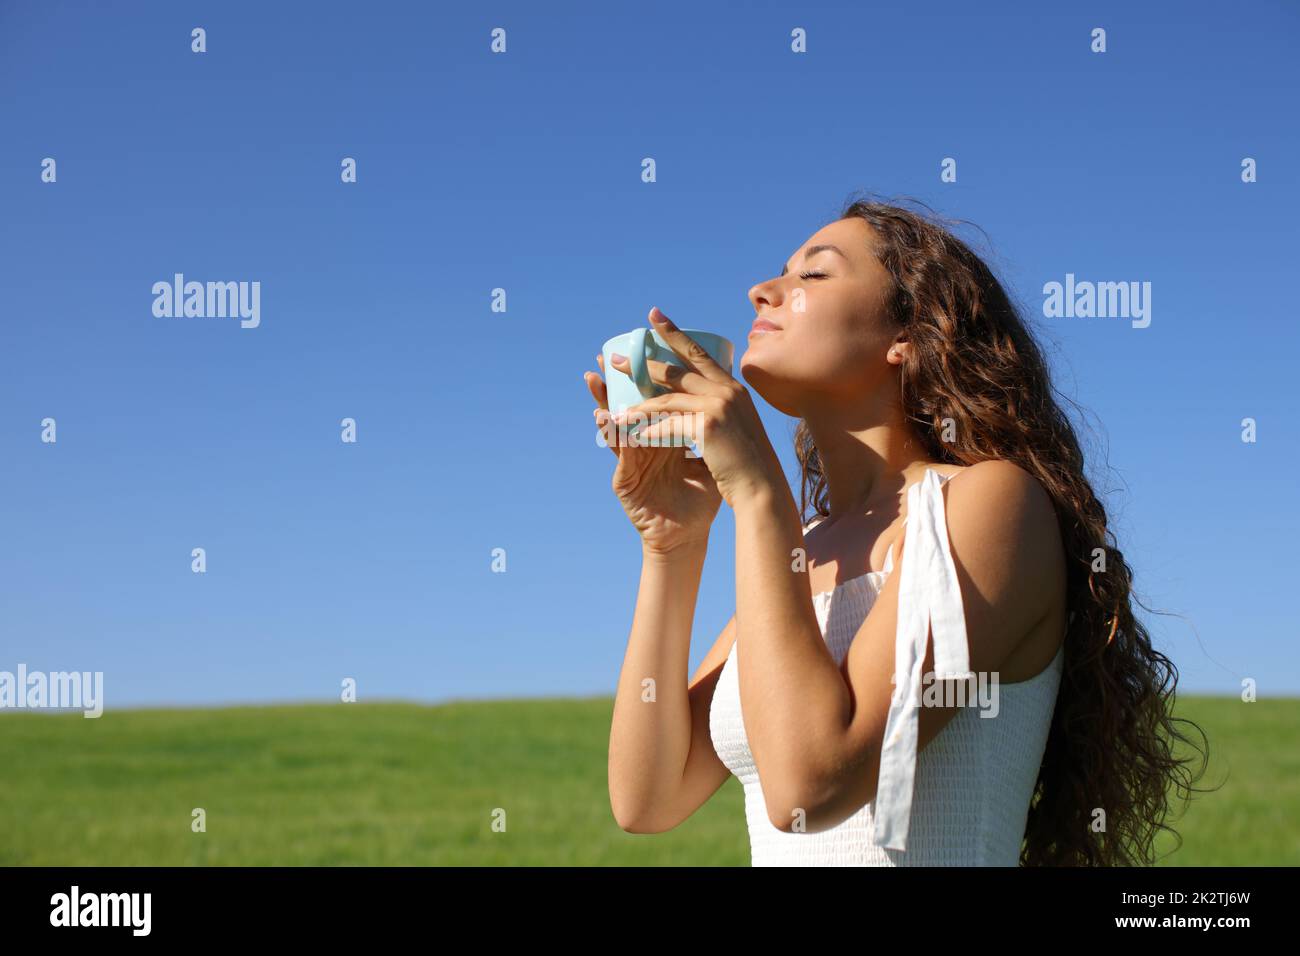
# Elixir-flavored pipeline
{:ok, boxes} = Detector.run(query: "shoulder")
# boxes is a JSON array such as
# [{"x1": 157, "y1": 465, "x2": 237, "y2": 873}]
[
  {"x1": 943, "y1": 460, "x2": 1058, "y2": 527},
  {"x1": 935, "y1": 460, "x2": 1064, "y2": 639}
]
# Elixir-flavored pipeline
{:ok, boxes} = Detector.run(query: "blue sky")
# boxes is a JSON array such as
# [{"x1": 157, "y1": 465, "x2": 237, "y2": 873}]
[{"x1": 1, "y1": 0, "x2": 1296, "y2": 707}]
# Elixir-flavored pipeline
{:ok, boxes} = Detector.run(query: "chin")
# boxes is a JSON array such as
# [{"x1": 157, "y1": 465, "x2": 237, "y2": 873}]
[
  {"x1": 738, "y1": 348, "x2": 766, "y2": 378},
  {"x1": 739, "y1": 353, "x2": 780, "y2": 395},
  {"x1": 740, "y1": 353, "x2": 807, "y2": 417},
  {"x1": 740, "y1": 336, "x2": 776, "y2": 366}
]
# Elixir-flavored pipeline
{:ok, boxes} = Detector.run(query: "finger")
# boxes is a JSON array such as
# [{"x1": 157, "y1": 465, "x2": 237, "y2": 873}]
[
  {"x1": 596, "y1": 406, "x2": 662, "y2": 452},
  {"x1": 597, "y1": 404, "x2": 673, "y2": 450},
  {"x1": 593, "y1": 355, "x2": 611, "y2": 408},
  {"x1": 614, "y1": 392, "x2": 710, "y2": 421},
  {"x1": 642, "y1": 356, "x2": 731, "y2": 396},
  {"x1": 646, "y1": 306, "x2": 732, "y2": 385},
  {"x1": 584, "y1": 366, "x2": 609, "y2": 411},
  {"x1": 608, "y1": 352, "x2": 725, "y2": 398},
  {"x1": 593, "y1": 408, "x2": 622, "y2": 457},
  {"x1": 629, "y1": 409, "x2": 700, "y2": 447},
  {"x1": 614, "y1": 400, "x2": 709, "y2": 449},
  {"x1": 587, "y1": 359, "x2": 619, "y2": 457}
]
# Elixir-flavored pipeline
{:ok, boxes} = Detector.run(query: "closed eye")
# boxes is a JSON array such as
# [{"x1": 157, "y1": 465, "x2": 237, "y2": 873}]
[{"x1": 799, "y1": 271, "x2": 828, "y2": 280}]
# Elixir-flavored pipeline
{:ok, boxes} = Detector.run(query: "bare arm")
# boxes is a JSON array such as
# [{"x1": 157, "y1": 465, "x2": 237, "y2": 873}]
[
  {"x1": 730, "y1": 460, "x2": 1062, "y2": 831},
  {"x1": 608, "y1": 542, "x2": 735, "y2": 832}
]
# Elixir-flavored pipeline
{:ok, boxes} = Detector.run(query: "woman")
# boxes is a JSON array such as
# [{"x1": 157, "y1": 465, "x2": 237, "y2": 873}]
[{"x1": 586, "y1": 196, "x2": 1208, "y2": 866}]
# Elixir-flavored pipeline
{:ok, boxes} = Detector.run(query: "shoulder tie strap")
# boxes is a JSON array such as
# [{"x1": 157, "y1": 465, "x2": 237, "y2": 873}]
[{"x1": 872, "y1": 468, "x2": 974, "y2": 851}]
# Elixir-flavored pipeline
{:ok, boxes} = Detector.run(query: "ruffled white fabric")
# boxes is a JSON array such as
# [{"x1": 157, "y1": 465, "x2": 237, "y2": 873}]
[
  {"x1": 708, "y1": 467, "x2": 1064, "y2": 865},
  {"x1": 873, "y1": 468, "x2": 974, "y2": 849}
]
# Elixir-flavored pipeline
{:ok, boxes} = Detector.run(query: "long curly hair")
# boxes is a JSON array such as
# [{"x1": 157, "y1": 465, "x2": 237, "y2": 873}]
[{"x1": 794, "y1": 193, "x2": 1212, "y2": 866}]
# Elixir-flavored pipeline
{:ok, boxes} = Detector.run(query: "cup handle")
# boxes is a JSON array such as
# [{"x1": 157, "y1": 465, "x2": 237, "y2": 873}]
[{"x1": 628, "y1": 327, "x2": 657, "y2": 397}]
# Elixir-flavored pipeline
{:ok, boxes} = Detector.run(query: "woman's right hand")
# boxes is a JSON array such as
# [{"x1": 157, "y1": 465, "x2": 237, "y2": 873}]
[{"x1": 585, "y1": 352, "x2": 723, "y2": 555}]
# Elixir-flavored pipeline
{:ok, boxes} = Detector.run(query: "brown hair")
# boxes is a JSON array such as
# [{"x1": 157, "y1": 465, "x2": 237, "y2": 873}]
[{"x1": 795, "y1": 193, "x2": 1212, "y2": 865}]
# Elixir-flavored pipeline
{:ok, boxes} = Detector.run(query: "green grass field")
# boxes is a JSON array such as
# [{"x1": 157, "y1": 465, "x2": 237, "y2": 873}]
[{"x1": 1, "y1": 695, "x2": 1294, "y2": 865}]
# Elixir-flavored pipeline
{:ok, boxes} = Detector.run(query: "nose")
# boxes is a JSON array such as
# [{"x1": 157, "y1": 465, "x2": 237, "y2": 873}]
[{"x1": 747, "y1": 276, "x2": 781, "y2": 312}]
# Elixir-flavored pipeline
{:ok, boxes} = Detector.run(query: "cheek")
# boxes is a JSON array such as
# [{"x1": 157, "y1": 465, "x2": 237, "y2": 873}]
[
  {"x1": 790, "y1": 286, "x2": 891, "y2": 361},
  {"x1": 785, "y1": 316, "x2": 869, "y2": 366}
]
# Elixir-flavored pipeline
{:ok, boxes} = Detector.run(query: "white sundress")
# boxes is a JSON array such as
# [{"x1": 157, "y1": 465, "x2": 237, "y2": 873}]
[{"x1": 708, "y1": 467, "x2": 1065, "y2": 865}]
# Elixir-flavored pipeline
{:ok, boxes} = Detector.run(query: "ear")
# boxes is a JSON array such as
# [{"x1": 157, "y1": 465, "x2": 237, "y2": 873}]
[{"x1": 886, "y1": 338, "x2": 911, "y2": 366}]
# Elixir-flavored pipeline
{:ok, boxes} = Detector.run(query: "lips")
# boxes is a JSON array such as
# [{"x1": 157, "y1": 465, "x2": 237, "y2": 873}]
[{"x1": 750, "y1": 318, "x2": 781, "y2": 334}]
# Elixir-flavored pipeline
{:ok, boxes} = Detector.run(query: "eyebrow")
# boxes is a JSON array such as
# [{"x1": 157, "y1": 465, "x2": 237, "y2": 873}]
[{"x1": 780, "y1": 243, "x2": 849, "y2": 277}]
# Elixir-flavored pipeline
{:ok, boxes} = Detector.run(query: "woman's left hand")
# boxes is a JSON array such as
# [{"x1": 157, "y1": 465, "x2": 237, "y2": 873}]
[{"x1": 611, "y1": 307, "x2": 785, "y2": 508}]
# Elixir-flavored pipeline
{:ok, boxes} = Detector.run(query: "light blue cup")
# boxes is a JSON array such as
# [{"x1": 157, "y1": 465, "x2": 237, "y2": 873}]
[{"x1": 601, "y1": 326, "x2": 735, "y2": 447}]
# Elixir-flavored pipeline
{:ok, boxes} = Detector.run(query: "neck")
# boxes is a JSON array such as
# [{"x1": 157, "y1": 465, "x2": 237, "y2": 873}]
[{"x1": 800, "y1": 395, "x2": 934, "y2": 519}]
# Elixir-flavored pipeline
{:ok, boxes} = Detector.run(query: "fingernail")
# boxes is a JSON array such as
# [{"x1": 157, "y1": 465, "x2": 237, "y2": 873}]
[{"x1": 611, "y1": 352, "x2": 626, "y2": 363}]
